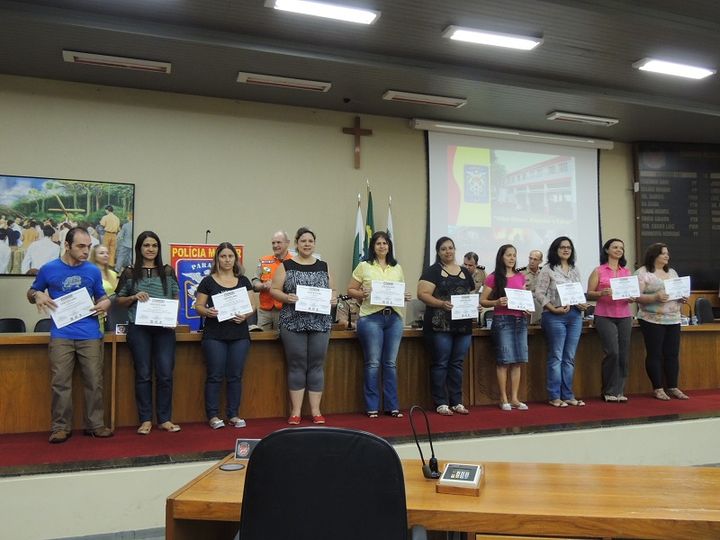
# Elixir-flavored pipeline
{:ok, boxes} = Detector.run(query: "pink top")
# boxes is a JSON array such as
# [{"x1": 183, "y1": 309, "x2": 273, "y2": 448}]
[
  {"x1": 485, "y1": 272, "x2": 526, "y2": 317},
  {"x1": 593, "y1": 263, "x2": 632, "y2": 318}
]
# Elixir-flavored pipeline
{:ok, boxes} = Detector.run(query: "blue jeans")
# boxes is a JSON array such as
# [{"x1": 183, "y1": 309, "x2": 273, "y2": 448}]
[
  {"x1": 202, "y1": 338, "x2": 251, "y2": 419},
  {"x1": 356, "y1": 310, "x2": 403, "y2": 412},
  {"x1": 541, "y1": 309, "x2": 583, "y2": 400},
  {"x1": 126, "y1": 323, "x2": 176, "y2": 424},
  {"x1": 426, "y1": 332, "x2": 471, "y2": 407}
]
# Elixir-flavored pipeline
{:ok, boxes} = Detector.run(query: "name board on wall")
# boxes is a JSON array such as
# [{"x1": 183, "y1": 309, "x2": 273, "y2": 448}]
[{"x1": 634, "y1": 143, "x2": 720, "y2": 290}]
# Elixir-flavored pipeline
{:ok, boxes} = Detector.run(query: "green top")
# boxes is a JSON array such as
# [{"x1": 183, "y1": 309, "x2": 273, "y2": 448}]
[{"x1": 116, "y1": 265, "x2": 179, "y2": 323}]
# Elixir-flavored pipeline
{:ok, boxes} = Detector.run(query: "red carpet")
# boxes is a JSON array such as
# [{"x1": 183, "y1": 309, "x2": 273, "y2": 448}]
[{"x1": 2, "y1": 389, "x2": 720, "y2": 473}]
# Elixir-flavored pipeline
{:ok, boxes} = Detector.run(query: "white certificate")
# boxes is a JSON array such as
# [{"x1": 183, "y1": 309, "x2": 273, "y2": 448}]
[
  {"x1": 212, "y1": 288, "x2": 253, "y2": 322},
  {"x1": 450, "y1": 294, "x2": 479, "y2": 320},
  {"x1": 135, "y1": 298, "x2": 179, "y2": 327},
  {"x1": 370, "y1": 280, "x2": 405, "y2": 307},
  {"x1": 664, "y1": 276, "x2": 691, "y2": 301},
  {"x1": 50, "y1": 287, "x2": 95, "y2": 329},
  {"x1": 295, "y1": 285, "x2": 332, "y2": 315},
  {"x1": 610, "y1": 275, "x2": 640, "y2": 300},
  {"x1": 505, "y1": 288, "x2": 535, "y2": 312},
  {"x1": 556, "y1": 282, "x2": 586, "y2": 306}
]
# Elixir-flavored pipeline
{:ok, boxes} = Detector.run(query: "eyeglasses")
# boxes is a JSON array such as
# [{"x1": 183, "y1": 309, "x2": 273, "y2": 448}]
[{"x1": 558, "y1": 245, "x2": 572, "y2": 250}]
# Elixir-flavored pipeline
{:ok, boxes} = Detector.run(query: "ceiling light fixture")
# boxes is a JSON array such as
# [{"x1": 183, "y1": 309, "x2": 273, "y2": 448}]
[
  {"x1": 547, "y1": 111, "x2": 619, "y2": 127},
  {"x1": 383, "y1": 90, "x2": 467, "y2": 108},
  {"x1": 632, "y1": 58, "x2": 715, "y2": 80},
  {"x1": 237, "y1": 71, "x2": 332, "y2": 92},
  {"x1": 442, "y1": 26, "x2": 542, "y2": 51},
  {"x1": 265, "y1": 0, "x2": 380, "y2": 25},
  {"x1": 62, "y1": 50, "x2": 171, "y2": 74},
  {"x1": 410, "y1": 119, "x2": 613, "y2": 150}
]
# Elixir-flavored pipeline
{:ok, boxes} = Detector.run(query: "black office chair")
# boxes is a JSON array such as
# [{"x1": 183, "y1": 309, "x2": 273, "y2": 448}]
[
  {"x1": 694, "y1": 297, "x2": 714, "y2": 324},
  {"x1": 0, "y1": 318, "x2": 26, "y2": 333},
  {"x1": 237, "y1": 427, "x2": 426, "y2": 540},
  {"x1": 33, "y1": 318, "x2": 52, "y2": 332}
]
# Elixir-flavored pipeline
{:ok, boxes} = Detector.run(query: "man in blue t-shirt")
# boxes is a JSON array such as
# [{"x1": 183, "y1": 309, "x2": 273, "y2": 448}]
[{"x1": 27, "y1": 227, "x2": 113, "y2": 443}]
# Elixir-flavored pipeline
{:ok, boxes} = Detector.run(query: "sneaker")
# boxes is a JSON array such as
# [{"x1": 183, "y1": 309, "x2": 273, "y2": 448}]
[
  {"x1": 451, "y1": 404, "x2": 469, "y2": 415},
  {"x1": 83, "y1": 426, "x2": 114, "y2": 438},
  {"x1": 436, "y1": 405, "x2": 453, "y2": 416},
  {"x1": 499, "y1": 402, "x2": 512, "y2": 411},
  {"x1": 228, "y1": 417, "x2": 247, "y2": 428},
  {"x1": 209, "y1": 417, "x2": 226, "y2": 430},
  {"x1": 49, "y1": 430, "x2": 71, "y2": 444}
]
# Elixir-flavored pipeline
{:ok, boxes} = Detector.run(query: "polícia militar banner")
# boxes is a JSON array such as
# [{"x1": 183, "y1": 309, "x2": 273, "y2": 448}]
[{"x1": 170, "y1": 243, "x2": 244, "y2": 331}]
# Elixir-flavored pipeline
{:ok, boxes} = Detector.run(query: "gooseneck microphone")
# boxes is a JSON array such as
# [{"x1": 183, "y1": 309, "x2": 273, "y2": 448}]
[
  {"x1": 409, "y1": 405, "x2": 440, "y2": 479},
  {"x1": 205, "y1": 229, "x2": 211, "y2": 243}
]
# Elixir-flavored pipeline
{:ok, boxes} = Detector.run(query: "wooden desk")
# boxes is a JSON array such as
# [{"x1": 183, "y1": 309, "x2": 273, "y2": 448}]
[
  {"x1": 166, "y1": 455, "x2": 720, "y2": 540},
  {"x1": 3, "y1": 324, "x2": 720, "y2": 434}
]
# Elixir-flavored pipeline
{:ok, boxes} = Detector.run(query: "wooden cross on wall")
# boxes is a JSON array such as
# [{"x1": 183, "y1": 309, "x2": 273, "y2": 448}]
[{"x1": 342, "y1": 116, "x2": 372, "y2": 169}]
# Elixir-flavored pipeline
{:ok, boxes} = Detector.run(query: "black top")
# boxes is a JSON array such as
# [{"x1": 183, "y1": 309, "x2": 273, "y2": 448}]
[
  {"x1": 279, "y1": 259, "x2": 332, "y2": 332},
  {"x1": 420, "y1": 263, "x2": 475, "y2": 334},
  {"x1": 197, "y1": 274, "x2": 253, "y2": 341}
]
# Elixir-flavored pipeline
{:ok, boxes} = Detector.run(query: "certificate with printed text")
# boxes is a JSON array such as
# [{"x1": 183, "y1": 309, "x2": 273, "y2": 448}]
[
  {"x1": 506, "y1": 288, "x2": 535, "y2": 312},
  {"x1": 212, "y1": 288, "x2": 253, "y2": 322},
  {"x1": 450, "y1": 294, "x2": 479, "y2": 320},
  {"x1": 664, "y1": 276, "x2": 691, "y2": 301},
  {"x1": 370, "y1": 280, "x2": 405, "y2": 307},
  {"x1": 610, "y1": 276, "x2": 640, "y2": 300},
  {"x1": 556, "y1": 282, "x2": 586, "y2": 306},
  {"x1": 51, "y1": 287, "x2": 95, "y2": 329},
  {"x1": 135, "y1": 298, "x2": 179, "y2": 327},
  {"x1": 295, "y1": 285, "x2": 332, "y2": 315}
]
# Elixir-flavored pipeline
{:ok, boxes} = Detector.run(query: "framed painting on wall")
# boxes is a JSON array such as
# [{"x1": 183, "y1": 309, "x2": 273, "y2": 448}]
[{"x1": 0, "y1": 174, "x2": 135, "y2": 276}]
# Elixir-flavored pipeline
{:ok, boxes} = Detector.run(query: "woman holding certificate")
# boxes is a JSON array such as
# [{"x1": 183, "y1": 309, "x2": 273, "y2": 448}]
[
  {"x1": 271, "y1": 227, "x2": 336, "y2": 425},
  {"x1": 194, "y1": 243, "x2": 255, "y2": 429},
  {"x1": 535, "y1": 236, "x2": 588, "y2": 407},
  {"x1": 634, "y1": 243, "x2": 689, "y2": 401},
  {"x1": 417, "y1": 237, "x2": 475, "y2": 416},
  {"x1": 116, "y1": 231, "x2": 181, "y2": 434},
  {"x1": 586, "y1": 238, "x2": 633, "y2": 403},
  {"x1": 480, "y1": 244, "x2": 529, "y2": 411},
  {"x1": 347, "y1": 231, "x2": 409, "y2": 418}
]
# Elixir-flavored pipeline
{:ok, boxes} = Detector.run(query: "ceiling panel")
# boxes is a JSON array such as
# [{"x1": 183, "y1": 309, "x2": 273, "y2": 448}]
[{"x1": 2, "y1": 0, "x2": 720, "y2": 143}]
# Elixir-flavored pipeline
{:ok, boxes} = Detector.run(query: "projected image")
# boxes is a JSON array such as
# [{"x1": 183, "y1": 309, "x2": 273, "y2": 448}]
[{"x1": 430, "y1": 132, "x2": 599, "y2": 276}]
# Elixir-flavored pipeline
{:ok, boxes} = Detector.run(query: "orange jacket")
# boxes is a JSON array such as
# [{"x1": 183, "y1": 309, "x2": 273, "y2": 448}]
[{"x1": 256, "y1": 253, "x2": 292, "y2": 310}]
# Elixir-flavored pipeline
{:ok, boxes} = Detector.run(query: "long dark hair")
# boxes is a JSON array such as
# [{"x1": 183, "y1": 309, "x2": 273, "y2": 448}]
[
  {"x1": 600, "y1": 238, "x2": 627, "y2": 267},
  {"x1": 364, "y1": 231, "x2": 397, "y2": 266},
  {"x1": 547, "y1": 236, "x2": 576, "y2": 269},
  {"x1": 131, "y1": 230, "x2": 169, "y2": 295},
  {"x1": 211, "y1": 242, "x2": 244, "y2": 276},
  {"x1": 643, "y1": 242, "x2": 669, "y2": 273},
  {"x1": 490, "y1": 244, "x2": 516, "y2": 299},
  {"x1": 434, "y1": 236, "x2": 455, "y2": 264}
]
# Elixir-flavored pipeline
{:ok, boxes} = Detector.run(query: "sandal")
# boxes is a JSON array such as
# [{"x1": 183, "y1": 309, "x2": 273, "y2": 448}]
[
  {"x1": 511, "y1": 401, "x2": 529, "y2": 410},
  {"x1": 366, "y1": 411, "x2": 379, "y2": 418},
  {"x1": 668, "y1": 388, "x2": 689, "y2": 400},
  {"x1": 603, "y1": 395, "x2": 618, "y2": 402},
  {"x1": 654, "y1": 388, "x2": 671, "y2": 401},
  {"x1": 451, "y1": 404, "x2": 469, "y2": 415},
  {"x1": 436, "y1": 405, "x2": 453, "y2": 416},
  {"x1": 228, "y1": 417, "x2": 247, "y2": 428},
  {"x1": 617, "y1": 395, "x2": 628, "y2": 403},
  {"x1": 385, "y1": 410, "x2": 404, "y2": 418},
  {"x1": 137, "y1": 421, "x2": 152, "y2": 435},
  {"x1": 548, "y1": 399, "x2": 568, "y2": 408},
  {"x1": 158, "y1": 421, "x2": 181, "y2": 432},
  {"x1": 564, "y1": 399, "x2": 585, "y2": 407},
  {"x1": 209, "y1": 417, "x2": 226, "y2": 429}
]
